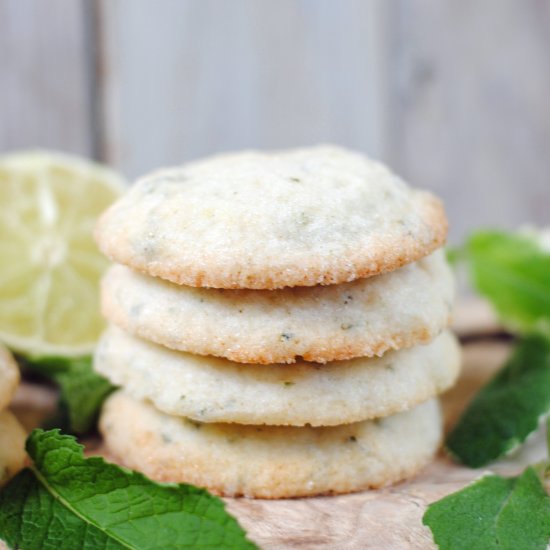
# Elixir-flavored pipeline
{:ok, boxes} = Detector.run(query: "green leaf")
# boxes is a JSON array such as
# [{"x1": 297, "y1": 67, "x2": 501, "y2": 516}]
[
  {"x1": 446, "y1": 335, "x2": 550, "y2": 467},
  {"x1": 533, "y1": 418, "x2": 550, "y2": 481},
  {"x1": 0, "y1": 429, "x2": 257, "y2": 550},
  {"x1": 423, "y1": 467, "x2": 550, "y2": 550},
  {"x1": 23, "y1": 355, "x2": 115, "y2": 434},
  {"x1": 467, "y1": 230, "x2": 550, "y2": 336},
  {"x1": 445, "y1": 245, "x2": 465, "y2": 266}
]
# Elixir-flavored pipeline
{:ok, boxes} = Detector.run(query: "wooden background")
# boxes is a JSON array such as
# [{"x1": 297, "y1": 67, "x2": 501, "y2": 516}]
[{"x1": 1, "y1": 0, "x2": 549, "y2": 242}]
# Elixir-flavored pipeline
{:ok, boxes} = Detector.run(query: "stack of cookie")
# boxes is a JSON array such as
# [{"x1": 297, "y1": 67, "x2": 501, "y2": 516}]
[
  {"x1": 94, "y1": 146, "x2": 460, "y2": 498},
  {"x1": 0, "y1": 344, "x2": 26, "y2": 487}
]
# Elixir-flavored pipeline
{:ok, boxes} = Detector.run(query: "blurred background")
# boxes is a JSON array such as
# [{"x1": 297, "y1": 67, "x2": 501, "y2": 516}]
[{"x1": 1, "y1": 0, "x2": 549, "y2": 243}]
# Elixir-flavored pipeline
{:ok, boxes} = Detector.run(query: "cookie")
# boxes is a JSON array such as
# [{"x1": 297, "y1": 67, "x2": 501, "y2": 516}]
[
  {"x1": 95, "y1": 146, "x2": 447, "y2": 289},
  {"x1": 101, "y1": 250, "x2": 453, "y2": 364},
  {"x1": 94, "y1": 326, "x2": 460, "y2": 426},
  {"x1": 0, "y1": 410, "x2": 26, "y2": 486},
  {"x1": 100, "y1": 392, "x2": 442, "y2": 498},
  {"x1": 0, "y1": 344, "x2": 19, "y2": 410}
]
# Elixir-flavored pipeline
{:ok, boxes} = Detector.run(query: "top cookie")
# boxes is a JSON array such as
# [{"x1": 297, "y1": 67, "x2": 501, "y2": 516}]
[{"x1": 95, "y1": 146, "x2": 447, "y2": 289}]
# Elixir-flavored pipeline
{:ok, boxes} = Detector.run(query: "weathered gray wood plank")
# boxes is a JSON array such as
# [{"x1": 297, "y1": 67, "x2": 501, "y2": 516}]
[
  {"x1": 385, "y1": 0, "x2": 550, "y2": 241},
  {"x1": 3, "y1": 0, "x2": 547, "y2": 242},
  {"x1": 96, "y1": 0, "x2": 387, "y2": 179},
  {"x1": 0, "y1": 0, "x2": 93, "y2": 156}
]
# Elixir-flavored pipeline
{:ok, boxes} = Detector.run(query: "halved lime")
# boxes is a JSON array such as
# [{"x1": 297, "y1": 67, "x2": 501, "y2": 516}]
[{"x1": 0, "y1": 151, "x2": 125, "y2": 356}]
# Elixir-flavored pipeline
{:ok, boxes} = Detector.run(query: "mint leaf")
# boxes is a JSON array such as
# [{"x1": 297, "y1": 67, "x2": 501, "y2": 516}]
[
  {"x1": 0, "y1": 429, "x2": 256, "y2": 549},
  {"x1": 445, "y1": 245, "x2": 464, "y2": 266},
  {"x1": 446, "y1": 335, "x2": 550, "y2": 467},
  {"x1": 22, "y1": 355, "x2": 115, "y2": 434},
  {"x1": 467, "y1": 230, "x2": 550, "y2": 335},
  {"x1": 423, "y1": 467, "x2": 550, "y2": 550}
]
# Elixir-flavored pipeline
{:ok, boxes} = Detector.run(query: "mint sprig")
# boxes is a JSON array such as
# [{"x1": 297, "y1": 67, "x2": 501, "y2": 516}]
[
  {"x1": 446, "y1": 335, "x2": 550, "y2": 467},
  {"x1": 467, "y1": 230, "x2": 550, "y2": 336},
  {"x1": 0, "y1": 429, "x2": 257, "y2": 550},
  {"x1": 424, "y1": 228, "x2": 550, "y2": 549},
  {"x1": 21, "y1": 355, "x2": 115, "y2": 434},
  {"x1": 423, "y1": 467, "x2": 550, "y2": 550}
]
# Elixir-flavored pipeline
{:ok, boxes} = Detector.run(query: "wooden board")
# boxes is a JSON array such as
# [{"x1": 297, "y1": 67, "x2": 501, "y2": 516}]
[{"x1": 4, "y1": 307, "x2": 548, "y2": 549}]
